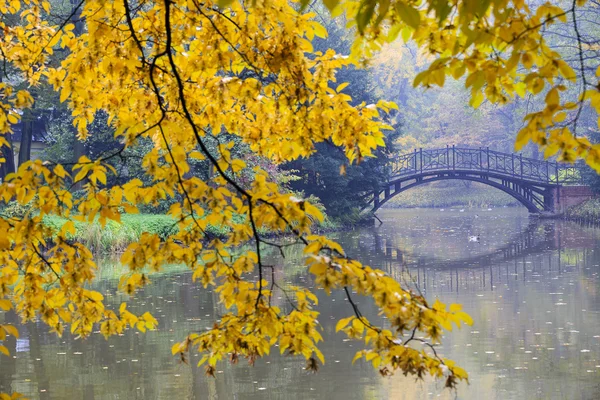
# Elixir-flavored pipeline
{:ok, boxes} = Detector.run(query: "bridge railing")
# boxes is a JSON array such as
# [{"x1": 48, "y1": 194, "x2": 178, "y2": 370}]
[{"x1": 388, "y1": 147, "x2": 583, "y2": 185}]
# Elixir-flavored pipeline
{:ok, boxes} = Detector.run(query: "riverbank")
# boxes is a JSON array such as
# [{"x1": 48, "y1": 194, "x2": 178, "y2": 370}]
[
  {"x1": 42, "y1": 212, "x2": 357, "y2": 253},
  {"x1": 565, "y1": 198, "x2": 600, "y2": 226}
]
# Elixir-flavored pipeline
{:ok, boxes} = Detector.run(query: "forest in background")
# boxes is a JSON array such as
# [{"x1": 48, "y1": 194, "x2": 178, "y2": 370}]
[{"x1": 2, "y1": 0, "x2": 600, "y2": 221}]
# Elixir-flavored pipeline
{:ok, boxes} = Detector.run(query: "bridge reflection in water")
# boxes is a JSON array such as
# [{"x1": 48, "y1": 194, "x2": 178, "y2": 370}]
[{"x1": 352, "y1": 217, "x2": 597, "y2": 295}]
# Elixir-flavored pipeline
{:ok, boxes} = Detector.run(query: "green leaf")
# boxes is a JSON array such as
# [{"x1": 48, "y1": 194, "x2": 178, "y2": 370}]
[
  {"x1": 323, "y1": 0, "x2": 339, "y2": 12},
  {"x1": 375, "y1": 0, "x2": 390, "y2": 26},
  {"x1": 356, "y1": 1, "x2": 376, "y2": 33},
  {"x1": 395, "y1": 3, "x2": 421, "y2": 29}
]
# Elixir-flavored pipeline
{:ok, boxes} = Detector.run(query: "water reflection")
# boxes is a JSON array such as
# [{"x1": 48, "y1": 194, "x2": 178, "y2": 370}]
[{"x1": 1, "y1": 209, "x2": 599, "y2": 399}]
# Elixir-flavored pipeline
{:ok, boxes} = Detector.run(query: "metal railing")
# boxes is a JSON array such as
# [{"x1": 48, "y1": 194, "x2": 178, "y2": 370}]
[{"x1": 388, "y1": 146, "x2": 583, "y2": 185}]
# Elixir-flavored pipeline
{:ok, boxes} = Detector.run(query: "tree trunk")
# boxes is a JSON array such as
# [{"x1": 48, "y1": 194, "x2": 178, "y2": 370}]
[
  {"x1": 0, "y1": 75, "x2": 15, "y2": 181},
  {"x1": 0, "y1": 135, "x2": 16, "y2": 182},
  {"x1": 18, "y1": 110, "x2": 33, "y2": 167},
  {"x1": 72, "y1": 138, "x2": 86, "y2": 190}
]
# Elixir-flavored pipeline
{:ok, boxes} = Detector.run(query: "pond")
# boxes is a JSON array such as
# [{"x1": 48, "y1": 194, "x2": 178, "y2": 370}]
[{"x1": 1, "y1": 208, "x2": 599, "y2": 399}]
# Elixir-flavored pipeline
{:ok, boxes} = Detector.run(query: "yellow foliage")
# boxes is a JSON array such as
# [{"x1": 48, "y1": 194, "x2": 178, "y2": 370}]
[
  {"x1": 14, "y1": 0, "x2": 600, "y2": 391},
  {"x1": 339, "y1": 0, "x2": 599, "y2": 166}
]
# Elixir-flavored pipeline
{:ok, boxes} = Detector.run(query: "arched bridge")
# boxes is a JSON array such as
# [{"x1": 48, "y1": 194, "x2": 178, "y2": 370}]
[{"x1": 367, "y1": 147, "x2": 588, "y2": 213}]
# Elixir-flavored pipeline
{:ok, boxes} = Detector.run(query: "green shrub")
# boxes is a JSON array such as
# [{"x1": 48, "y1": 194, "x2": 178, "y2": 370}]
[{"x1": 0, "y1": 197, "x2": 38, "y2": 219}]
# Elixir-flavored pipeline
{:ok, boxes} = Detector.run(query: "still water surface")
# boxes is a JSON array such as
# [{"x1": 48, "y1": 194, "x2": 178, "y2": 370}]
[{"x1": 1, "y1": 209, "x2": 600, "y2": 399}]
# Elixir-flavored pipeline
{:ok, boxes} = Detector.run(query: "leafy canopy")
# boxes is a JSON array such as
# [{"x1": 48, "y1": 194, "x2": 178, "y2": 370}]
[
  {"x1": 2, "y1": 0, "x2": 598, "y2": 396},
  {"x1": 332, "y1": 0, "x2": 599, "y2": 166}
]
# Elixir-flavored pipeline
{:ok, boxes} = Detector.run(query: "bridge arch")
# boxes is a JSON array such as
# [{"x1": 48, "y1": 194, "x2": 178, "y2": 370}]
[{"x1": 372, "y1": 173, "x2": 541, "y2": 213}]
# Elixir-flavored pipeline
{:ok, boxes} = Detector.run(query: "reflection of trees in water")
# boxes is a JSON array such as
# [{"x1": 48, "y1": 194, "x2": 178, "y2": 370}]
[
  {"x1": 0, "y1": 311, "x2": 17, "y2": 394},
  {"x1": 5, "y1": 213, "x2": 600, "y2": 399}
]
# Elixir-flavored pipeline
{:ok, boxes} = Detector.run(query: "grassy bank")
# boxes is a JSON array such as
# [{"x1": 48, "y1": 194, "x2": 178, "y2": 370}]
[
  {"x1": 384, "y1": 182, "x2": 520, "y2": 209},
  {"x1": 42, "y1": 212, "x2": 342, "y2": 253},
  {"x1": 44, "y1": 214, "x2": 180, "y2": 252}
]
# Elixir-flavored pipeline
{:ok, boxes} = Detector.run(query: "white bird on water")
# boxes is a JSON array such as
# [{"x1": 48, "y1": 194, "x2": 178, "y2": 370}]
[{"x1": 468, "y1": 235, "x2": 480, "y2": 243}]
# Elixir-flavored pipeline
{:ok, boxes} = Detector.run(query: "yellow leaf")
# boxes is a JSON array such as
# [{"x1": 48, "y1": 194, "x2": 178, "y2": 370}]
[
  {"x1": 554, "y1": 112, "x2": 567, "y2": 123},
  {"x1": 48, "y1": 33, "x2": 62, "y2": 48},
  {"x1": 312, "y1": 22, "x2": 328, "y2": 39},
  {"x1": 449, "y1": 303, "x2": 462, "y2": 312},
  {"x1": 456, "y1": 311, "x2": 473, "y2": 326},
  {"x1": 557, "y1": 60, "x2": 576, "y2": 82},
  {"x1": 7, "y1": 114, "x2": 19, "y2": 124},
  {"x1": 521, "y1": 52, "x2": 534, "y2": 69},
  {"x1": 3, "y1": 325, "x2": 19, "y2": 338},
  {"x1": 304, "y1": 241, "x2": 322, "y2": 254},
  {"x1": 0, "y1": 345, "x2": 9, "y2": 357},
  {"x1": 335, "y1": 316, "x2": 354, "y2": 332},
  {"x1": 470, "y1": 91, "x2": 484, "y2": 108},
  {"x1": 87, "y1": 291, "x2": 104, "y2": 302},
  {"x1": 545, "y1": 88, "x2": 560, "y2": 111},
  {"x1": 231, "y1": 159, "x2": 246, "y2": 173},
  {"x1": 0, "y1": 299, "x2": 11, "y2": 311},
  {"x1": 352, "y1": 318, "x2": 365, "y2": 335},
  {"x1": 314, "y1": 348, "x2": 325, "y2": 364}
]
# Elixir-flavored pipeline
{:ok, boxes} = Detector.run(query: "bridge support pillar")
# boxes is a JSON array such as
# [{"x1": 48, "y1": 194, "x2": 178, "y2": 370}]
[
  {"x1": 373, "y1": 191, "x2": 380, "y2": 209},
  {"x1": 550, "y1": 186, "x2": 594, "y2": 214},
  {"x1": 543, "y1": 188, "x2": 555, "y2": 212}
]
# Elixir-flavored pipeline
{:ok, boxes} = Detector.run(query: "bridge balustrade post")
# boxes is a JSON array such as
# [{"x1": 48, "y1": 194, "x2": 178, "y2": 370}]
[
  {"x1": 479, "y1": 147, "x2": 482, "y2": 170},
  {"x1": 414, "y1": 148, "x2": 417, "y2": 173},
  {"x1": 520, "y1": 153, "x2": 523, "y2": 177},
  {"x1": 420, "y1": 148, "x2": 423, "y2": 173},
  {"x1": 446, "y1": 145, "x2": 450, "y2": 168},
  {"x1": 487, "y1": 147, "x2": 490, "y2": 171},
  {"x1": 546, "y1": 161, "x2": 549, "y2": 183},
  {"x1": 511, "y1": 154, "x2": 515, "y2": 176},
  {"x1": 452, "y1": 145, "x2": 455, "y2": 170},
  {"x1": 555, "y1": 164, "x2": 559, "y2": 184}
]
